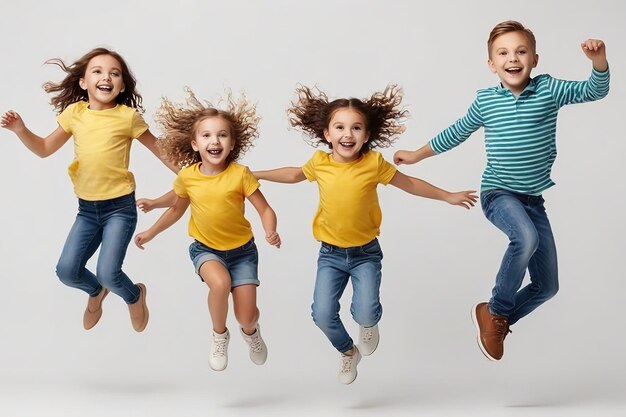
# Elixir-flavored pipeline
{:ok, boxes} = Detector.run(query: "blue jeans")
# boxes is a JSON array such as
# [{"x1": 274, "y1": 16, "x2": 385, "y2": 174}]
[
  {"x1": 481, "y1": 189, "x2": 559, "y2": 324},
  {"x1": 311, "y1": 239, "x2": 383, "y2": 353},
  {"x1": 55, "y1": 192, "x2": 141, "y2": 304}
]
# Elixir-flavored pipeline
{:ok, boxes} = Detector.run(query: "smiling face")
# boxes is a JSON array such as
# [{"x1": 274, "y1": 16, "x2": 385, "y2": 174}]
[
  {"x1": 323, "y1": 107, "x2": 370, "y2": 163},
  {"x1": 79, "y1": 54, "x2": 125, "y2": 110},
  {"x1": 191, "y1": 116, "x2": 234, "y2": 174},
  {"x1": 488, "y1": 31, "x2": 538, "y2": 96}
]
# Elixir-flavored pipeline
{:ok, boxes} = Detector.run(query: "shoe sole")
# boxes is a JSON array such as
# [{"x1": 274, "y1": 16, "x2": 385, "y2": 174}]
[
  {"x1": 83, "y1": 288, "x2": 110, "y2": 330},
  {"x1": 134, "y1": 283, "x2": 149, "y2": 332},
  {"x1": 471, "y1": 303, "x2": 499, "y2": 362}
]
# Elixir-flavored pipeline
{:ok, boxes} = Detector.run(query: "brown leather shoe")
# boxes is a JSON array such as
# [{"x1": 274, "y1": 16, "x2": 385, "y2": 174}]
[
  {"x1": 83, "y1": 287, "x2": 109, "y2": 330},
  {"x1": 128, "y1": 283, "x2": 149, "y2": 332},
  {"x1": 471, "y1": 302, "x2": 511, "y2": 361}
]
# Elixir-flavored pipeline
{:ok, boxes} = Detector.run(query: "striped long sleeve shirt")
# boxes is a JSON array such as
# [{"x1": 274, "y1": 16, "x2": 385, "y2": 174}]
[{"x1": 430, "y1": 68, "x2": 610, "y2": 195}]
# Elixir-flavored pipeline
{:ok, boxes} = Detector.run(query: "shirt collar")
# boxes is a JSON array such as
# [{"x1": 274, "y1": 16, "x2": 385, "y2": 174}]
[{"x1": 495, "y1": 76, "x2": 538, "y2": 97}]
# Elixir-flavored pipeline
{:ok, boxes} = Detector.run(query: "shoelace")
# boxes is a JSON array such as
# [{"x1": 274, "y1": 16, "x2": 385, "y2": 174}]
[
  {"x1": 213, "y1": 337, "x2": 228, "y2": 357},
  {"x1": 248, "y1": 334, "x2": 263, "y2": 353},
  {"x1": 492, "y1": 318, "x2": 512, "y2": 342},
  {"x1": 361, "y1": 328, "x2": 373, "y2": 344},
  {"x1": 340, "y1": 355, "x2": 356, "y2": 373}
]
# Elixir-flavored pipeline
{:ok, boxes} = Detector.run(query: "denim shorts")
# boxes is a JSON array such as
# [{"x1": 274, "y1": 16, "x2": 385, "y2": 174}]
[{"x1": 189, "y1": 238, "x2": 259, "y2": 287}]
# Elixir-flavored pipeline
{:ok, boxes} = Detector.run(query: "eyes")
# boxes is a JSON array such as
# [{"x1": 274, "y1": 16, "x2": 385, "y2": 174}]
[
  {"x1": 91, "y1": 69, "x2": 121, "y2": 77},
  {"x1": 334, "y1": 124, "x2": 363, "y2": 131},
  {"x1": 498, "y1": 49, "x2": 527, "y2": 56},
  {"x1": 201, "y1": 132, "x2": 229, "y2": 139}
]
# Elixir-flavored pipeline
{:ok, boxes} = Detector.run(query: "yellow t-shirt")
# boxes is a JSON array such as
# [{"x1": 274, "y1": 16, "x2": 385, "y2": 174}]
[
  {"x1": 302, "y1": 150, "x2": 397, "y2": 247},
  {"x1": 57, "y1": 101, "x2": 149, "y2": 201},
  {"x1": 174, "y1": 162, "x2": 260, "y2": 251}
]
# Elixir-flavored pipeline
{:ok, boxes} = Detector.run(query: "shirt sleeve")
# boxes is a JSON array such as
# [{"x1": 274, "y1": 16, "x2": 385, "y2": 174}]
[
  {"x1": 376, "y1": 153, "x2": 397, "y2": 185},
  {"x1": 56, "y1": 104, "x2": 75, "y2": 134},
  {"x1": 302, "y1": 151, "x2": 321, "y2": 182},
  {"x1": 242, "y1": 167, "x2": 260, "y2": 197},
  {"x1": 173, "y1": 171, "x2": 188, "y2": 198},
  {"x1": 546, "y1": 68, "x2": 610, "y2": 109},
  {"x1": 429, "y1": 96, "x2": 483, "y2": 154},
  {"x1": 130, "y1": 110, "x2": 150, "y2": 139}
]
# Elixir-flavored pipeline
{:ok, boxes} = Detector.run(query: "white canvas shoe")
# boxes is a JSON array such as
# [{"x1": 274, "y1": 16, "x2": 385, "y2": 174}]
[
  {"x1": 358, "y1": 324, "x2": 380, "y2": 356},
  {"x1": 209, "y1": 329, "x2": 230, "y2": 371},
  {"x1": 240, "y1": 324, "x2": 268, "y2": 365},
  {"x1": 338, "y1": 346, "x2": 362, "y2": 385}
]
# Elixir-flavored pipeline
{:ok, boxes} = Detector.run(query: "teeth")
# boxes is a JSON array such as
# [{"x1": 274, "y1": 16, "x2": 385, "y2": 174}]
[{"x1": 207, "y1": 149, "x2": 222, "y2": 154}]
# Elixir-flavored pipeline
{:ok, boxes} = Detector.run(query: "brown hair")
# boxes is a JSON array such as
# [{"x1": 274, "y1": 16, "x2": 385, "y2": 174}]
[
  {"x1": 487, "y1": 20, "x2": 536, "y2": 57},
  {"x1": 155, "y1": 88, "x2": 259, "y2": 169},
  {"x1": 288, "y1": 85, "x2": 407, "y2": 152},
  {"x1": 43, "y1": 47, "x2": 143, "y2": 114}
]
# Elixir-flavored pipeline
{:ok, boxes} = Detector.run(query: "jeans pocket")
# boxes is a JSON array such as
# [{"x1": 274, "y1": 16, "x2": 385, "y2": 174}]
[{"x1": 319, "y1": 243, "x2": 332, "y2": 255}]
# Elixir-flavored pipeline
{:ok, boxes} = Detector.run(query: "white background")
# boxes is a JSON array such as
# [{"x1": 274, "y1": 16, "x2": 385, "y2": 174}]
[{"x1": 0, "y1": 1, "x2": 624, "y2": 416}]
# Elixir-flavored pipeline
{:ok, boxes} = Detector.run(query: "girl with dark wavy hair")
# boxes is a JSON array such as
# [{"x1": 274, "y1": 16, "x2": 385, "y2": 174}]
[
  {"x1": 1, "y1": 47, "x2": 176, "y2": 333},
  {"x1": 254, "y1": 85, "x2": 477, "y2": 384}
]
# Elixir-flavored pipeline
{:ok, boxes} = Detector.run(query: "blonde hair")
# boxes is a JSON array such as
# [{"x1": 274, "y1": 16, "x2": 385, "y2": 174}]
[
  {"x1": 487, "y1": 20, "x2": 536, "y2": 57},
  {"x1": 155, "y1": 88, "x2": 259, "y2": 169}
]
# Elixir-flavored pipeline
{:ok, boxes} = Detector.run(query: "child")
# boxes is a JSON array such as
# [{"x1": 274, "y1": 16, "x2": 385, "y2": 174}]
[
  {"x1": 134, "y1": 89, "x2": 280, "y2": 371},
  {"x1": 394, "y1": 21, "x2": 610, "y2": 361},
  {"x1": 254, "y1": 85, "x2": 477, "y2": 384},
  {"x1": 1, "y1": 47, "x2": 177, "y2": 332}
]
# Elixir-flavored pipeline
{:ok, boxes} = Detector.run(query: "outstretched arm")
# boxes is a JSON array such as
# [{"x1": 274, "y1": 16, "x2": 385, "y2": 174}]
[
  {"x1": 137, "y1": 190, "x2": 179, "y2": 213},
  {"x1": 134, "y1": 196, "x2": 190, "y2": 249},
  {"x1": 137, "y1": 129, "x2": 179, "y2": 173},
  {"x1": 393, "y1": 142, "x2": 437, "y2": 166},
  {"x1": 247, "y1": 189, "x2": 281, "y2": 248},
  {"x1": 389, "y1": 171, "x2": 477, "y2": 209},
  {"x1": 581, "y1": 39, "x2": 608, "y2": 72},
  {"x1": 252, "y1": 167, "x2": 306, "y2": 183},
  {"x1": 1, "y1": 111, "x2": 71, "y2": 158}
]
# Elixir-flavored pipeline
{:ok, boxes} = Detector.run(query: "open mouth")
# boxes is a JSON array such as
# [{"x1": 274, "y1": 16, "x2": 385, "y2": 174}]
[
  {"x1": 505, "y1": 67, "x2": 522, "y2": 74},
  {"x1": 207, "y1": 149, "x2": 223, "y2": 156},
  {"x1": 339, "y1": 142, "x2": 356, "y2": 148},
  {"x1": 97, "y1": 85, "x2": 113, "y2": 92}
]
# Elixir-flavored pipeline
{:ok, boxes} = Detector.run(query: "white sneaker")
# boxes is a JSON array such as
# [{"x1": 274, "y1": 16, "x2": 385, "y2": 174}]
[
  {"x1": 209, "y1": 329, "x2": 230, "y2": 371},
  {"x1": 240, "y1": 324, "x2": 268, "y2": 365},
  {"x1": 358, "y1": 324, "x2": 379, "y2": 356},
  {"x1": 338, "y1": 346, "x2": 362, "y2": 385}
]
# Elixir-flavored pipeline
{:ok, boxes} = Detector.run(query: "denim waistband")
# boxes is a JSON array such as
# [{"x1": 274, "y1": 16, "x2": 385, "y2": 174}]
[
  {"x1": 78, "y1": 192, "x2": 135, "y2": 206},
  {"x1": 321, "y1": 238, "x2": 378, "y2": 251}
]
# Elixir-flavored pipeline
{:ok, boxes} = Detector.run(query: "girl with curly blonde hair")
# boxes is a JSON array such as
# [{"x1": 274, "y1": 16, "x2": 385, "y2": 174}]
[
  {"x1": 134, "y1": 89, "x2": 280, "y2": 372},
  {"x1": 254, "y1": 85, "x2": 477, "y2": 384}
]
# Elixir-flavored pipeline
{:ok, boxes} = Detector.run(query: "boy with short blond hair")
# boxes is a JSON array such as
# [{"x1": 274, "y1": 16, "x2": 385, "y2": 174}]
[{"x1": 394, "y1": 20, "x2": 609, "y2": 361}]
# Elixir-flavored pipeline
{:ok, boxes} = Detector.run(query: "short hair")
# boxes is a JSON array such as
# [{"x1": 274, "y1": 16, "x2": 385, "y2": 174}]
[{"x1": 487, "y1": 20, "x2": 536, "y2": 57}]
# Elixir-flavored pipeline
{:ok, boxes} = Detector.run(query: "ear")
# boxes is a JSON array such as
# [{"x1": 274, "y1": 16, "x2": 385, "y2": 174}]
[
  {"x1": 532, "y1": 53, "x2": 539, "y2": 68},
  {"x1": 323, "y1": 128, "x2": 330, "y2": 142},
  {"x1": 120, "y1": 83, "x2": 125, "y2": 93},
  {"x1": 487, "y1": 58, "x2": 497, "y2": 74},
  {"x1": 191, "y1": 140, "x2": 199, "y2": 152},
  {"x1": 79, "y1": 78, "x2": 87, "y2": 90}
]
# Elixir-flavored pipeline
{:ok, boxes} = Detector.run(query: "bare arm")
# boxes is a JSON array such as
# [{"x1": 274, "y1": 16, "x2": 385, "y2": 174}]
[
  {"x1": 389, "y1": 171, "x2": 477, "y2": 209},
  {"x1": 1, "y1": 111, "x2": 71, "y2": 158},
  {"x1": 134, "y1": 196, "x2": 190, "y2": 249},
  {"x1": 247, "y1": 189, "x2": 281, "y2": 248},
  {"x1": 137, "y1": 129, "x2": 179, "y2": 173},
  {"x1": 393, "y1": 142, "x2": 437, "y2": 166},
  {"x1": 252, "y1": 167, "x2": 306, "y2": 183},
  {"x1": 136, "y1": 189, "x2": 179, "y2": 213}
]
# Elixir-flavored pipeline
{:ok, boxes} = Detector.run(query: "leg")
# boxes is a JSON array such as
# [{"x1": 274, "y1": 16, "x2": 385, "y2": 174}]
[
  {"x1": 482, "y1": 190, "x2": 539, "y2": 318},
  {"x1": 311, "y1": 245, "x2": 352, "y2": 353},
  {"x1": 508, "y1": 198, "x2": 559, "y2": 324},
  {"x1": 96, "y1": 201, "x2": 139, "y2": 303},
  {"x1": 199, "y1": 260, "x2": 232, "y2": 334},
  {"x1": 232, "y1": 284, "x2": 259, "y2": 334},
  {"x1": 349, "y1": 240, "x2": 383, "y2": 356},
  {"x1": 55, "y1": 206, "x2": 102, "y2": 296}
]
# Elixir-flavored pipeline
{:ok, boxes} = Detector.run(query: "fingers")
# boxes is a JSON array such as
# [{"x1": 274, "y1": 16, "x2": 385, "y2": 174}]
[
  {"x1": 134, "y1": 234, "x2": 145, "y2": 250},
  {"x1": 135, "y1": 199, "x2": 152, "y2": 213},
  {"x1": 266, "y1": 232, "x2": 281, "y2": 248},
  {"x1": 581, "y1": 39, "x2": 604, "y2": 52}
]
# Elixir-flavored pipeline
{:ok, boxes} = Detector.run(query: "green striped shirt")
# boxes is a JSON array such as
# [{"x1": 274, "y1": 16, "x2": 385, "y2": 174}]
[{"x1": 430, "y1": 68, "x2": 610, "y2": 195}]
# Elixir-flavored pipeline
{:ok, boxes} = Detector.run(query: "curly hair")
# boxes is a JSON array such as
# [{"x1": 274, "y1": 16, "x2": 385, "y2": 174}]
[
  {"x1": 287, "y1": 85, "x2": 407, "y2": 152},
  {"x1": 155, "y1": 87, "x2": 260, "y2": 169},
  {"x1": 43, "y1": 47, "x2": 143, "y2": 114},
  {"x1": 487, "y1": 20, "x2": 536, "y2": 58}
]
